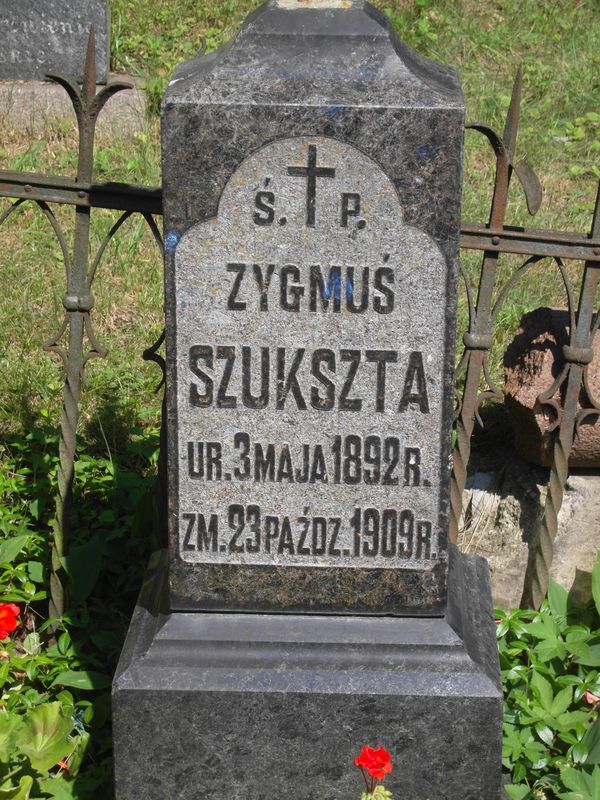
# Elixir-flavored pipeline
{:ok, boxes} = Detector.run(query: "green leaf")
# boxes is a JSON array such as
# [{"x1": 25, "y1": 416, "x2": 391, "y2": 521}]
[
  {"x1": 573, "y1": 740, "x2": 589, "y2": 764},
  {"x1": 535, "y1": 723, "x2": 555, "y2": 747},
  {"x1": 0, "y1": 534, "x2": 30, "y2": 565},
  {"x1": 548, "y1": 579, "x2": 569, "y2": 621},
  {"x1": 0, "y1": 776, "x2": 33, "y2": 800},
  {"x1": 60, "y1": 536, "x2": 103, "y2": 606},
  {"x1": 561, "y1": 765, "x2": 594, "y2": 795},
  {"x1": 16, "y1": 702, "x2": 75, "y2": 771},
  {"x1": 592, "y1": 553, "x2": 600, "y2": 618},
  {"x1": 524, "y1": 621, "x2": 555, "y2": 640},
  {"x1": 27, "y1": 561, "x2": 43, "y2": 583},
  {"x1": 525, "y1": 614, "x2": 560, "y2": 639},
  {"x1": 504, "y1": 784, "x2": 531, "y2": 800},
  {"x1": 371, "y1": 787, "x2": 392, "y2": 800},
  {"x1": 37, "y1": 777, "x2": 78, "y2": 800},
  {"x1": 556, "y1": 711, "x2": 592, "y2": 731},
  {"x1": 28, "y1": 498, "x2": 40, "y2": 520},
  {"x1": 535, "y1": 637, "x2": 568, "y2": 661},
  {"x1": 552, "y1": 686, "x2": 574, "y2": 716},
  {"x1": 583, "y1": 718, "x2": 600, "y2": 764},
  {"x1": 0, "y1": 712, "x2": 22, "y2": 761},
  {"x1": 532, "y1": 671, "x2": 554, "y2": 711},
  {"x1": 65, "y1": 731, "x2": 90, "y2": 777},
  {"x1": 22, "y1": 632, "x2": 41, "y2": 656},
  {"x1": 50, "y1": 670, "x2": 111, "y2": 690},
  {"x1": 593, "y1": 765, "x2": 600, "y2": 800},
  {"x1": 575, "y1": 646, "x2": 600, "y2": 667},
  {"x1": 567, "y1": 641, "x2": 591, "y2": 660}
]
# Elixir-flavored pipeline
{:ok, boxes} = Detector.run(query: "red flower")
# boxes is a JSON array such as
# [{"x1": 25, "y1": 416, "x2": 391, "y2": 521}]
[
  {"x1": 354, "y1": 745, "x2": 393, "y2": 781},
  {"x1": 0, "y1": 604, "x2": 19, "y2": 640}
]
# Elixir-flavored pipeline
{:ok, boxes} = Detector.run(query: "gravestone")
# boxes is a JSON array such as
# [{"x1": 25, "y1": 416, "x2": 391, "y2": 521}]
[
  {"x1": 0, "y1": 1, "x2": 109, "y2": 84},
  {"x1": 113, "y1": 2, "x2": 503, "y2": 798}
]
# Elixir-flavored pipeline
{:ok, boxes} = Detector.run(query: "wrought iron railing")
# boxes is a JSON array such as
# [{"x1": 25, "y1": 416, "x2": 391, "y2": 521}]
[{"x1": 1, "y1": 32, "x2": 598, "y2": 614}]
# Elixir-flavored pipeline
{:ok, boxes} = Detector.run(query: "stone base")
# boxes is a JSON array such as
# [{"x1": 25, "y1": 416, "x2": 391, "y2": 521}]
[{"x1": 112, "y1": 548, "x2": 502, "y2": 800}]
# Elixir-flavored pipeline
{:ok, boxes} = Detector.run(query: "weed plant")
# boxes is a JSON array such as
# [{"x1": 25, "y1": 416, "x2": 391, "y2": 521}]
[
  {"x1": 500, "y1": 560, "x2": 600, "y2": 800},
  {"x1": 0, "y1": 421, "x2": 158, "y2": 798}
]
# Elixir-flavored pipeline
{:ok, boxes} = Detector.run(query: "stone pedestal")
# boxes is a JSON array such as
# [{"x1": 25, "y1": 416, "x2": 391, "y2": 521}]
[{"x1": 113, "y1": 546, "x2": 502, "y2": 800}]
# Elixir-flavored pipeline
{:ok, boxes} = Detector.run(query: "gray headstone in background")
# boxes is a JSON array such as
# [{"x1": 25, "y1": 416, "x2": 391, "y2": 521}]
[
  {"x1": 162, "y1": 0, "x2": 464, "y2": 615},
  {"x1": 0, "y1": 1, "x2": 109, "y2": 84}
]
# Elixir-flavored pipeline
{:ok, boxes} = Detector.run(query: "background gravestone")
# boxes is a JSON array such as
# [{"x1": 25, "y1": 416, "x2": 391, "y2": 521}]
[
  {"x1": 0, "y1": 1, "x2": 109, "y2": 84},
  {"x1": 113, "y1": 3, "x2": 503, "y2": 798}
]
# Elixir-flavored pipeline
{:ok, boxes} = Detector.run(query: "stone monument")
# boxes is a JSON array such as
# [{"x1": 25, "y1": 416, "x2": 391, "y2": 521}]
[
  {"x1": 0, "y1": 1, "x2": 109, "y2": 84},
  {"x1": 113, "y1": 2, "x2": 503, "y2": 798}
]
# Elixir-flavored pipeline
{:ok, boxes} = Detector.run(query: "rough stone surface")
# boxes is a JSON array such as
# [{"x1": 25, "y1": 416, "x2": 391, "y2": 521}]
[
  {"x1": 504, "y1": 306, "x2": 600, "y2": 467},
  {"x1": 0, "y1": 77, "x2": 145, "y2": 134},
  {"x1": 0, "y1": 73, "x2": 148, "y2": 136},
  {"x1": 175, "y1": 139, "x2": 447, "y2": 567},
  {"x1": 0, "y1": 1, "x2": 109, "y2": 84},
  {"x1": 457, "y1": 423, "x2": 600, "y2": 608},
  {"x1": 162, "y1": 0, "x2": 464, "y2": 615},
  {"x1": 112, "y1": 547, "x2": 503, "y2": 800}
]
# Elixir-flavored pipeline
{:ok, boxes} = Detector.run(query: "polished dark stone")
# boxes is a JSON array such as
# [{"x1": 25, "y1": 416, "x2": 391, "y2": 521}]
[
  {"x1": 161, "y1": 0, "x2": 464, "y2": 615},
  {"x1": 113, "y1": 546, "x2": 503, "y2": 800},
  {"x1": 0, "y1": 1, "x2": 109, "y2": 83}
]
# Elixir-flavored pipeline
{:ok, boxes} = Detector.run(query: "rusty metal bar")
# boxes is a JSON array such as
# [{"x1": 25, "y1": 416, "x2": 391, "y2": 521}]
[
  {"x1": 520, "y1": 183, "x2": 600, "y2": 609},
  {"x1": 3, "y1": 171, "x2": 600, "y2": 262},
  {"x1": 450, "y1": 69, "x2": 543, "y2": 544},
  {"x1": 0, "y1": 170, "x2": 162, "y2": 215},
  {"x1": 460, "y1": 221, "x2": 600, "y2": 262},
  {"x1": 40, "y1": 30, "x2": 133, "y2": 623}
]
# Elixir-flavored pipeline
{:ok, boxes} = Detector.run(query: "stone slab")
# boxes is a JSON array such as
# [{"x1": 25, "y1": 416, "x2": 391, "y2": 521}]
[
  {"x1": 0, "y1": 1, "x2": 109, "y2": 84},
  {"x1": 162, "y1": 0, "x2": 464, "y2": 615},
  {"x1": 0, "y1": 77, "x2": 145, "y2": 134},
  {"x1": 457, "y1": 432, "x2": 600, "y2": 609},
  {"x1": 112, "y1": 546, "x2": 503, "y2": 800}
]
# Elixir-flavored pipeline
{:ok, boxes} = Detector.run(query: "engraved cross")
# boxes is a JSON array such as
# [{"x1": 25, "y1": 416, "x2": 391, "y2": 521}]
[{"x1": 287, "y1": 144, "x2": 336, "y2": 227}]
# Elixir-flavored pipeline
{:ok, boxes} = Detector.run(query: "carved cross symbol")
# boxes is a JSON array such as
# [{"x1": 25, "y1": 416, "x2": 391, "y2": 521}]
[{"x1": 287, "y1": 144, "x2": 336, "y2": 227}]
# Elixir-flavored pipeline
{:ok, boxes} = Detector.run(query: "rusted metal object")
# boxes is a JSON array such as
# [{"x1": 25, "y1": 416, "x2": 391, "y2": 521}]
[
  {"x1": 451, "y1": 70, "x2": 543, "y2": 546},
  {"x1": 520, "y1": 185, "x2": 600, "y2": 608},
  {"x1": 42, "y1": 29, "x2": 134, "y2": 621},
  {"x1": 0, "y1": 171, "x2": 162, "y2": 214},
  {"x1": 451, "y1": 71, "x2": 600, "y2": 609},
  {"x1": 460, "y1": 222, "x2": 600, "y2": 262},
  {"x1": 0, "y1": 50, "x2": 597, "y2": 611},
  {"x1": 0, "y1": 30, "x2": 162, "y2": 622}
]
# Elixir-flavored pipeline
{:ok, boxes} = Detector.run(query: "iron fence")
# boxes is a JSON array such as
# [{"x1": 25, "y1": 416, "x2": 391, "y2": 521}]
[{"x1": 1, "y1": 32, "x2": 599, "y2": 614}]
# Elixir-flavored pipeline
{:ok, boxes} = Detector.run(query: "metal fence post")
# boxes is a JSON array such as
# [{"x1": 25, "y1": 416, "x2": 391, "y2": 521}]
[{"x1": 43, "y1": 29, "x2": 131, "y2": 620}]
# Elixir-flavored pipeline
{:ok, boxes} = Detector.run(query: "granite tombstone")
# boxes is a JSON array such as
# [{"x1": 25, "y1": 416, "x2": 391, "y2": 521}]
[
  {"x1": 0, "y1": 1, "x2": 109, "y2": 83},
  {"x1": 113, "y1": 3, "x2": 503, "y2": 798}
]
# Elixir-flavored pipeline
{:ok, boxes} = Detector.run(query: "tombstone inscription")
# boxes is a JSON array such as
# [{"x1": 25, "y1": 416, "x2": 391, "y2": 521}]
[
  {"x1": 0, "y1": 1, "x2": 109, "y2": 83},
  {"x1": 172, "y1": 135, "x2": 449, "y2": 610},
  {"x1": 113, "y1": 3, "x2": 503, "y2": 798}
]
